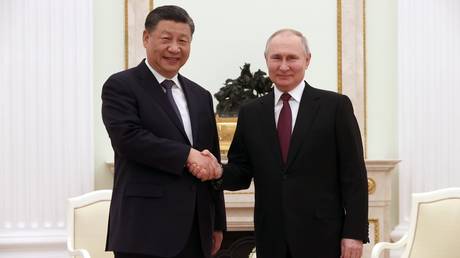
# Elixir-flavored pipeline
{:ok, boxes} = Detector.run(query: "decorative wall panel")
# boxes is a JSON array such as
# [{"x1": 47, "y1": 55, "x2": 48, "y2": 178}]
[{"x1": 0, "y1": 0, "x2": 93, "y2": 255}]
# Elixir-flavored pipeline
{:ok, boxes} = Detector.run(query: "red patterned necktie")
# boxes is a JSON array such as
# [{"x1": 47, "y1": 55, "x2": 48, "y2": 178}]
[{"x1": 277, "y1": 93, "x2": 292, "y2": 164}]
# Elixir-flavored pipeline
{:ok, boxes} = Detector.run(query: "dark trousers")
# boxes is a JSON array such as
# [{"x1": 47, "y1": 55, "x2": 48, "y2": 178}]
[
  {"x1": 114, "y1": 215, "x2": 204, "y2": 258},
  {"x1": 285, "y1": 241, "x2": 292, "y2": 258}
]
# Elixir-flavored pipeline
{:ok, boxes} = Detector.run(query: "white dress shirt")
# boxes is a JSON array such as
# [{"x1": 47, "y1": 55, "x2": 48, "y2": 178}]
[
  {"x1": 274, "y1": 81, "x2": 305, "y2": 132},
  {"x1": 145, "y1": 59, "x2": 193, "y2": 145}
]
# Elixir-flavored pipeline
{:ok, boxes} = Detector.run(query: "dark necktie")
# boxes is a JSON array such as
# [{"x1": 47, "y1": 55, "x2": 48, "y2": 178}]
[
  {"x1": 277, "y1": 93, "x2": 292, "y2": 164},
  {"x1": 161, "y1": 80, "x2": 184, "y2": 125}
]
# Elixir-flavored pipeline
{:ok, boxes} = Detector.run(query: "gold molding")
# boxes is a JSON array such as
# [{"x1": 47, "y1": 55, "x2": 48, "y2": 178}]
[
  {"x1": 124, "y1": 0, "x2": 154, "y2": 69},
  {"x1": 368, "y1": 177, "x2": 376, "y2": 194},
  {"x1": 368, "y1": 218, "x2": 380, "y2": 243}
]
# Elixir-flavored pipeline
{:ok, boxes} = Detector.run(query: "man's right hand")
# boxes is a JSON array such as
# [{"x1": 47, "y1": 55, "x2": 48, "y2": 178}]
[{"x1": 186, "y1": 148, "x2": 221, "y2": 181}]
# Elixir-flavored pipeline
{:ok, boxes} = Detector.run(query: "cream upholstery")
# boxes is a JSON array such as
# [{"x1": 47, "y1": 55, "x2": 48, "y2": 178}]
[
  {"x1": 371, "y1": 187, "x2": 460, "y2": 258},
  {"x1": 67, "y1": 190, "x2": 113, "y2": 258}
]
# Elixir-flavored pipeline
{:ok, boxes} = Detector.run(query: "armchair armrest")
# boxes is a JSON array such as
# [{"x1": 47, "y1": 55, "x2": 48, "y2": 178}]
[{"x1": 371, "y1": 234, "x2": 408, "y2": 258}]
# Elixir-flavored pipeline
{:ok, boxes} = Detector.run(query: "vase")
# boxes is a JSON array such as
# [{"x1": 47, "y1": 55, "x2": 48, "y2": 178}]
[{"x1": 215, "y1": 115, "x2": 238, "y2": 160}]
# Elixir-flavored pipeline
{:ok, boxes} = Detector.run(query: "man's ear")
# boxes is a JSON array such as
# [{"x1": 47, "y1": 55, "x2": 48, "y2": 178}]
[
  {"x1": 142, "y1": 30, "x2": 149, "y2": 48},
  {"x1": 305, "y1": 53, "x2": 312, "y2": 68}
]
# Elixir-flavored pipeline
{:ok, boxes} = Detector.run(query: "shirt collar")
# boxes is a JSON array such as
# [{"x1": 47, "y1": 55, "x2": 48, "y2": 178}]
[
  {"x1": 274, "y1": 81, "x2": 305, "y2": 103},
  {"x1": 145, "y1": 59, "x2": 181, "y2": 89}
]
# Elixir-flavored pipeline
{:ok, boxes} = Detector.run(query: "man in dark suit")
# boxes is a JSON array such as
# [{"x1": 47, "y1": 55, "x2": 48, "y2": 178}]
[
  {"x1": 101, "y1": 5, "x2": 226, "y2": 258},
  {"x1": 191, "y1": 29, "x2": 368, "y2": 258}
]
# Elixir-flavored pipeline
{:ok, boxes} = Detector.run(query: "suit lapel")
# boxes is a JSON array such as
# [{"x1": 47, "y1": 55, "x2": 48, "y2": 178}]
[
  {"x1": 135, "y1": 61, "x2": 190, "y2": 144},
  {"x1": 286, "y1": 82, "x2": 320, "y2": 169},
  {"x1": 259, "y1": 92, "x2": 284, "y2": 168},
  {"x1": 179, "y1": 75, "x2": 199, "y2": 147}
]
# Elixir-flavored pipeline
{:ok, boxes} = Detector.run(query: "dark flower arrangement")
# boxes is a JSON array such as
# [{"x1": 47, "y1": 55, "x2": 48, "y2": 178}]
[{"x1": 214, "y1": 63, "x2": 273, "y2": 117}]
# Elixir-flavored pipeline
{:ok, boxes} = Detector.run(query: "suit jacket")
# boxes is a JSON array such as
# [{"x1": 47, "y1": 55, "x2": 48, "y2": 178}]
[
  {"x1": 222, "y1": 82, "x2": 368, "y2": 258},
  {"x1": 101, "y1": 60, "x2": 226, "y2": 257}
]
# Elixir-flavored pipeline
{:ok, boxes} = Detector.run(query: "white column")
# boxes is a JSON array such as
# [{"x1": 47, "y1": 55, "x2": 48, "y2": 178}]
[
  {"x1": 0, "y1": 0, "x2": 93, "y2": 257},
  {"x1": 394, "y1": 0, "x2": 460, "y2": 241}
]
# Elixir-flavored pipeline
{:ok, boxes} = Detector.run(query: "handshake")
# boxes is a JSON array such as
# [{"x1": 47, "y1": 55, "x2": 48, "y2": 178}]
[{"x1": 186, "y1": 148, "x2": 222, "y2": 181}]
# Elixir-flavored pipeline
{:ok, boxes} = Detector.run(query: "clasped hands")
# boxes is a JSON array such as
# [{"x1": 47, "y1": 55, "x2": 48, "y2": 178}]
[{"x1": 186, "y1": 148, "x2": 222, "y2": 181}]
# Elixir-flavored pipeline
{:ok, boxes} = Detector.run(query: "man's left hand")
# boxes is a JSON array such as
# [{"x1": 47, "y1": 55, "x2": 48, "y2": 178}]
[
  {"x1": 211, "y1": 230, "x2": 223, "y2": 255},
  {"x1": 340, "y1": 238, "x2": 363, "y2": 258}
]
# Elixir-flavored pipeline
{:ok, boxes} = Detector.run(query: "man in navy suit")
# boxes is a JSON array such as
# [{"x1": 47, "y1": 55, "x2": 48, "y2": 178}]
[
  {"x1": 102, "y1": 5, "x2": 226, "y2": 258},
  {"x1": 191, "y1": 29, "x2": 368, "y2": 258}
]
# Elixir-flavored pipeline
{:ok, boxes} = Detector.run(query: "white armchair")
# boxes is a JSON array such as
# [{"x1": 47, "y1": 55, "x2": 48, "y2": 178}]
[
  {"x1": 371, "y1": 187, "x2": 460, "y2": 258},
  {"x1": 67, "y1": 190, "x2": 113, "y2": 258}
]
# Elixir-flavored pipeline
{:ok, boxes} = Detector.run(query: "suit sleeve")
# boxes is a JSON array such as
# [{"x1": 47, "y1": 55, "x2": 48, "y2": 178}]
[
  {"x1": 101, "y1": 76, "x2": 191, "y2": 175},
  {"x1": 336, "y1": 95, "x2": 369, "y2": 243},
  {"x1": 221, "y1": 106, "x2": 254, "y2": 191},
  {"x1": 207, "y1": 93, "x2": 227, "y2": 231}
]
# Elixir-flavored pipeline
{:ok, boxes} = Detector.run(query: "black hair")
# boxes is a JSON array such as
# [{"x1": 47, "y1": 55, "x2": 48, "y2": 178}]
[{"x1": 144, "y1": 5, "x2": 195, "y2": 35}]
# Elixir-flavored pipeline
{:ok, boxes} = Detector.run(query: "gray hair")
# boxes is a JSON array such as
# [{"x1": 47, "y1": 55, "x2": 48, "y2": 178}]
[{"x1": 264, "y1": 29, "x2": 310, "y2": 57}]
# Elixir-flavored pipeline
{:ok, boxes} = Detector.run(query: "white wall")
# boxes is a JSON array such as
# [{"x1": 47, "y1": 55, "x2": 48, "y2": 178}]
[
  {"x1": 366, "y1": 0, "x2": 398, "y2": 228},
  {"x1": 166, "y1": 0, "x2": 338, "y2": 94},
  {"x1": 93, "y1": 0, "x2": 125, "y2": 189}
]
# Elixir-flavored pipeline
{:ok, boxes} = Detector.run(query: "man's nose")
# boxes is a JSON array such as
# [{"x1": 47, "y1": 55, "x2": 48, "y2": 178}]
[
  {"x1": 279, "y1": 61, "x2": 289, "y2": 71},
  {"x1": 168, "y1": 42, "x2": 180, "y2": 53}
]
